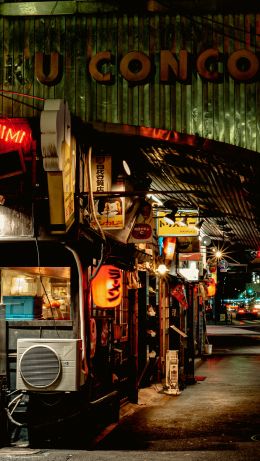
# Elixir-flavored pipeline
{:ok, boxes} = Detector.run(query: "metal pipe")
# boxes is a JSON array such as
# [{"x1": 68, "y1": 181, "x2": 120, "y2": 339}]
[{"x1": 65, "y1": 245, "x2": 88, "y2": 379}]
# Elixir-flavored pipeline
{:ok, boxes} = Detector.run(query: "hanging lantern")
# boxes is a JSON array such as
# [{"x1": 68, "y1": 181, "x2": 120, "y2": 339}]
[
  {"x1": 91, "y1": 265, "x2": 122, "y2": 308},
  {"x1": 206, "y1": 278, "x2": 216, "y2": 297},
  {"x1": 163, "y1": 237, "x2": 176, "y2": 260}
]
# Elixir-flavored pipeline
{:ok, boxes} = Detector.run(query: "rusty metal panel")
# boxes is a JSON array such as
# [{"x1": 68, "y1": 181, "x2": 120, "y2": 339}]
[{"x1": 0, "y1": 13, "x2": 259, "y2": 152}]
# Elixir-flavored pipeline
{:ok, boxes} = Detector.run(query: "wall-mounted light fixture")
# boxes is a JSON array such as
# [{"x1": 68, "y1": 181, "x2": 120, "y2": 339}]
[
  {"x1": 156, "y1": 263, "x2": 169, "y2": 276},
  {"x1": 146, "y1": 194, "x2": 163, "y2": 207},
  {"x1": 214, "y1": 248, "x2": 223, "y2": 259},
  {"x1": 200, "y1": 235, "x2": 211, "y2": 246},
  {"x1": 122, "y1": 160, "x2": 131, "y2": 176},
  {"x1": 208, "y1": 243, "x2": 240, "y2": 265}
]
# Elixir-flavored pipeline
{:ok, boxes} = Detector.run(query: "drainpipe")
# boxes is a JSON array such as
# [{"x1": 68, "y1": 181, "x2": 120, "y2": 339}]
[{"x1": 65, "y1": 245, "x2": 88, "y2": 381}]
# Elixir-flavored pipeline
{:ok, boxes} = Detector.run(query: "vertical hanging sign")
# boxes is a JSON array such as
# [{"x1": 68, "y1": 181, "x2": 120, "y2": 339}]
[
  {"x1": 41, "y1": 99, "x2": 75, "y2": 234},
  {"x1": 90, "y1": 156, "x2": 125, "y2": 230},
  {"x1": 91, "y1": 155, "x2": 111, "y2": 192}
]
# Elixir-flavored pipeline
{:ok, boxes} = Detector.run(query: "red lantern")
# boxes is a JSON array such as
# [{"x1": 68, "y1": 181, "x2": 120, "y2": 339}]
[{"x1": 91, "y1": 265, "x2": 122, "y2": 308}]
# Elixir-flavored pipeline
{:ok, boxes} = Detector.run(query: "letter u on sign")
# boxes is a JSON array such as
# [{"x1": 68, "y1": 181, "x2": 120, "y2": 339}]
[{"x1": 91, "y1": 265, "x2": 122, "y2": 308}]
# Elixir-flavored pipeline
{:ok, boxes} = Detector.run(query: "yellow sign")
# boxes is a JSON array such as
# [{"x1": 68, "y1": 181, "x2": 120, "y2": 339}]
[
  {"x1": 91, "y1": 181, "x2": 125, "y2": 230},
  {"x1": 157, "y1": 214, "x2": 199, "y2": 237},
  {"x1": 92, "y1": 197, "x2": 125, "y2": 230},
  {"x1": 41, "y1": 99, "x2": 75, "y2": 234}
]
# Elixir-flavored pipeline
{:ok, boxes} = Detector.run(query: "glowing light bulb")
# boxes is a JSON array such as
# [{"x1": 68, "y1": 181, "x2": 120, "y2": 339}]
[{"x1": 157, "y1": 264, "x2": 168, "y2": 275}]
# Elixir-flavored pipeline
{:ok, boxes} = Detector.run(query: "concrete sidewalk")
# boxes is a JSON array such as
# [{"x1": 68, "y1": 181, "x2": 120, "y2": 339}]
[
  {"x1": 120, "y1": 358, "x2": 204, "y2": 420},
  {"x1": 1, "y1": 345, "x2": 260, "y2": 460},
  {"x1": 94, "y1": 347, "x2": 260, "y2": 458},
  {"x1": 206, "y1": 324, "x2": 260, "y2": 335},
  {"x1": 120, "y1": 323, "x2": 260, "y2": 420},
  {"x1": 119, "y1": 383, "x2": 167, "y2": 421}
]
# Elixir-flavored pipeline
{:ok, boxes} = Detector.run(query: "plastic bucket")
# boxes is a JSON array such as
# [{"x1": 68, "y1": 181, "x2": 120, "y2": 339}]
[{"x1": 204, "y1": 344, "x2": 212, "y2": 355}]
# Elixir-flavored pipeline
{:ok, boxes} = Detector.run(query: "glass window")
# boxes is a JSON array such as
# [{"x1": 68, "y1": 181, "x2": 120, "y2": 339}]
[{"x1": 1, "y1": 267, "x2": 71, "y2": 320}]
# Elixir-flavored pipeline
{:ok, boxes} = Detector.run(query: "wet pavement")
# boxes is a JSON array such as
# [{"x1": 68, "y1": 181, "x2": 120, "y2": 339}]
[
  {"x1": 96, "y1": 357, "x2": 260, "y2": 453},
  {"x1": 0, "y1": 324, "x2": 260, "y2": 460},
  {"x1": 93, "y1": 325, "x2": 260, "y2": 458}
]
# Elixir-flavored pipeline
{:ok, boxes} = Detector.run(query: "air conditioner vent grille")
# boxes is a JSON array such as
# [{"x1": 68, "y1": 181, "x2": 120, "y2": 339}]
[{"x1": 20, "y1": 345, "x2": 61, "y2": 388}]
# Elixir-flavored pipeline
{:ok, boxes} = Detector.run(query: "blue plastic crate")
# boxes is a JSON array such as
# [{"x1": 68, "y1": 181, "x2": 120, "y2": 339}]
[{"x1": 3, "y1": 296, "x2": 36, "y2": 320}]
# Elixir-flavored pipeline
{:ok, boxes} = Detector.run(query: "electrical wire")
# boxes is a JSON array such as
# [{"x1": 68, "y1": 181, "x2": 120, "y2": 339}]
[
  {"x1": 183, "y1": 15, "x2": 260, "y2": 47},
  {"x1": 0, "y1": 92, "x2": 44, "y2": 112},
  {"x1": 194, "y1": 14, "x2": 260, "y2": 38},
  {"x1": 5, "y1": 407, "x2": 25, "y2": 428},
  {"x1": 7, "y1": 393, "x2": 24, "y2": 411},
  {"x1": 5, "y1": 393, "x2": 25, "y2": 428},
  {"x1": 0, "y1": 89, "x2": 45, "y2": 101}
]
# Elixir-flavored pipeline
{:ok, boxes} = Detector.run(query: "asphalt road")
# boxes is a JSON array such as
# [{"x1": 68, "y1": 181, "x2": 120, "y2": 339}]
[{"x1": 0, "y1": 324, "x2": 260, "y2": 461}]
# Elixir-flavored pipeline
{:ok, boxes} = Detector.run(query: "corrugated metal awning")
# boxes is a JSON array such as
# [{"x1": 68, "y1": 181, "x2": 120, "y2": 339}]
[{"x1": 88, "y1": 122, "x2": 260, "y2": 261}]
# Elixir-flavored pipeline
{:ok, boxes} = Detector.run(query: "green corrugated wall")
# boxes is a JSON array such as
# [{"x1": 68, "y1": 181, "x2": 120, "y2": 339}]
[{"x1": 0, "y1": 12, "x2": 259, "y2": 151}]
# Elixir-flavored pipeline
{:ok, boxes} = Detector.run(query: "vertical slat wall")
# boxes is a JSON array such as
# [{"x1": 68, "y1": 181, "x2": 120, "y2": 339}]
[{"x1": 0, "y1": 12, "x2": 259, "y2": 152}]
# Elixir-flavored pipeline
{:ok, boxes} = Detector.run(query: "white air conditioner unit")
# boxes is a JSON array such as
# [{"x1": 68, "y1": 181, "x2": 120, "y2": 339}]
[{"x1": 16, "y1": 338, "x2": 82, "y2": 392}]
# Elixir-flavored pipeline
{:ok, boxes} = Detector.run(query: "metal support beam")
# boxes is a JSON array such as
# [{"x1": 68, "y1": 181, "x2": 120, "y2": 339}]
[{"x1": 79, "y1": 190, "x2": 197, "y2": 197}]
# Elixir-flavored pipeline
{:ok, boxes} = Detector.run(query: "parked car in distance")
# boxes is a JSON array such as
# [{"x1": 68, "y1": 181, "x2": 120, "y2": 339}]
[
  {"x1": 225, "y1": 304, "x2": 239, "y2": 318},
  {"x1": 253, "y1": 301, "x2": 260, "y2": 317},
  {"x1": 236, "y1": 305, "x2": 258, "y2": 320}
]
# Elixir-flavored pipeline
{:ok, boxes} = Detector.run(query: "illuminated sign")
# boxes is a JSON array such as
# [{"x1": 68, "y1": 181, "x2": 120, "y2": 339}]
[
  {"x1": 157, "y1": 213, "x2": 199, "y2": 237},
  {"x1": 91, "y1": 265, "x2": 122, "y2": 308},
  {"x1": 0, "y1": 119, "x2": 32, "y2": 152},
  {"x1": 163, "y1": 237, "x2": 176, "y2": 260},
  {"x1": 0, "y1": 119, "x2": 32, "y2": 179},
  {"x1": 0, "y1": 124, "x2": 26, "y2": 144}
]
